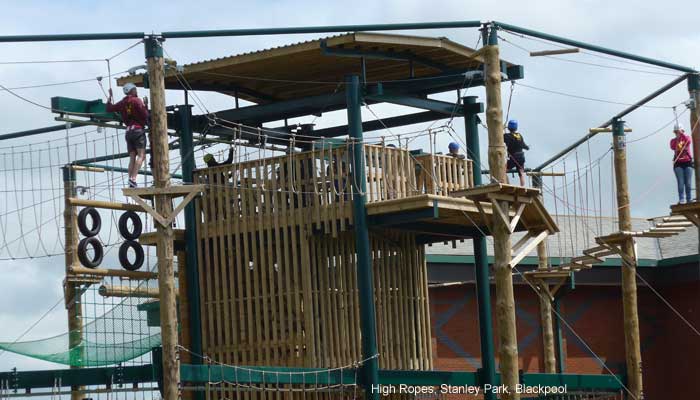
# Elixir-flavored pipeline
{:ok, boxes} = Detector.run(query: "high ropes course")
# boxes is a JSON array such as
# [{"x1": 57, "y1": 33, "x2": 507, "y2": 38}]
[{"x1": 0, "y1": 20, "x2": 697, "y2": 400}]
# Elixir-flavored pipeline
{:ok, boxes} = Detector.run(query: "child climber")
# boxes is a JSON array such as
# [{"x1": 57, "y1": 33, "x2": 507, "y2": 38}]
[{"x1": 670, "y1": 123, "x2": 694, "y2": 204}]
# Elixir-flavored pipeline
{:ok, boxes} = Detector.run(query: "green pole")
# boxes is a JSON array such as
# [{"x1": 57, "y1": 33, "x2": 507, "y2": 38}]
[
  {"x1": 346, "y1": 74, "x2": 379, "y2": 400},
  {"x1": 176, "y1": 104, "x2": 203, "y2": 400},
  {"x1": 463, "y1": 96, "x2": 496, "y2": 399}
]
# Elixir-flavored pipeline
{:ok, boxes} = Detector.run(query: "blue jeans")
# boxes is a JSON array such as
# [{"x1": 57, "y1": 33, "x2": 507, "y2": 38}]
[{"x1": 674, "y1": 165, "x2": 694, "y2": 202}]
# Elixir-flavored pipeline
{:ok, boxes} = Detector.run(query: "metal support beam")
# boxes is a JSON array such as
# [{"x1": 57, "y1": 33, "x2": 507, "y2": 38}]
[
  {"x1": 463, "y1": 95, "x2": 497, "y2": 400},
  {"x1": 365, "y1": 94, "x2": 464, "y2": 116},
  {"x1": 346, "y1": 74, "x2": 379, "y2": 400},
  {"x1": 198, "y1": 70, "x2": 494, "y2": 126},
  {"x1": 0, "y1": 124, "x2": 70, "y2": 141},
  {"x1": 161, "y1": 21, "x2": 483, "y2": 39},
  {"x1": 176, "y1": 104, "x2": 203, "y2": 400},
  {"x1": 311, "y1": 111, "x2": 447, "y2": 138},
  {"x1": 493, "y1": 21, "x2": 696, "y2": 73},
  {"x1": 533, "y1": 73, "x2": 689, "y2": 172},
  {"x1": 320, "y1": 40, "x2": 451, "y2": 72}
]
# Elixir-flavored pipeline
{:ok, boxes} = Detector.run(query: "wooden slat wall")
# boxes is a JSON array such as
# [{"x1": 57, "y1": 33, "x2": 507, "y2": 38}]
[{"x1": 193, "y1": 144, "x2": 459, "y2": 398}]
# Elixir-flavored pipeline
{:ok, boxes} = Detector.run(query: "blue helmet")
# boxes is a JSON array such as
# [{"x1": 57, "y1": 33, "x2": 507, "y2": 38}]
[
  {"x1": 507, "y1": 119, "x2": 518, "y2": 131},
  {"x1": 448, "y1": 142, "x2": 460, "y2": 151}
]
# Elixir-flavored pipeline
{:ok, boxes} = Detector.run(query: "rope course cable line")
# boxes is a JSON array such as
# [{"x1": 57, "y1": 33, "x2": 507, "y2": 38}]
[
  {"x1": 499, "y1": 28, "x2": 682, "y2": 73},
  {"x1": 515, "y1": 81, "x2": 679, "y2": 109},
  {"x1": 498, "y1": 33, "x2": 683, "y2": 77}
]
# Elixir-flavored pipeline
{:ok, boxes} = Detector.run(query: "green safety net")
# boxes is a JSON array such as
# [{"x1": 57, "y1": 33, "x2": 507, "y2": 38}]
[{"x1": 0, "y1": 283, "x2": 161, "y2": 367}]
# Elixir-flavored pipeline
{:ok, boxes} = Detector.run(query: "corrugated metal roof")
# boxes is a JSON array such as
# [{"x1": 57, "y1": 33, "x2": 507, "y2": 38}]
[{"x1": 117, "y1": 32, "x2": 508, "y2": 104}]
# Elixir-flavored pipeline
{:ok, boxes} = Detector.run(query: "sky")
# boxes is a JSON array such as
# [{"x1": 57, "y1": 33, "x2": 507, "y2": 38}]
[{"x1": 0, "y1": 0, "x2": 698, "y2": 377}]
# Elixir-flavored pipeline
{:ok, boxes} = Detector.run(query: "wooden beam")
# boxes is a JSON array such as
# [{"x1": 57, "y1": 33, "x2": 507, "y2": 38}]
[
  {"x1": 69, "y1": 198, "x2": 144, "y2": 212},
  {"x1": 69, "y1": 266, "x2": 158, "y2": 280},
  {"x1": 510, "y1": 230, "x2": 548, "y2": 268},
  {"x1": 589, "y1": 127, "x2": 632, "y2": 134},
  {"x1": 99, "y1": 285, "x2": 160, "y2": 298},
  {"x1": 529, "y1": 48, "x2": 580, "y2": 57}
]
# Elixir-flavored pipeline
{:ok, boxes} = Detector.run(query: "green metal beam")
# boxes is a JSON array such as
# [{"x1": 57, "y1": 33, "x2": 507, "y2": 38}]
[
  {"x1": 161, "y1": 21, "x2": 483, "y2": 39},
  {"x1": 200, "y1": 71, "x2": 489, "y2": 125},
  {"x1": 176, "y1": 104, "x2": 204, "y2": 396},
  {"x1": 181, "y1": 364, "x2": 356, "y2": 385},
  {"x1": 521, "y1": 373, "x2": 623, "y2": 391},
  {"x1": 0, "y1": 124, "x2": 71, "y2": 141},
  {"x1": 0, "y1": 365, "x2": 156, "y2": 391},
  {"x1": 51, "y1": 97, "x2": 120, "y2": 122},
  {"x1": 463, "y1": 94, "x2": 497, "y2": 400},
  {"x1": 377, "y1": 370, "x2": 479, "y2": 386},
  {"x1": 493, "y1": 21, "x2": 696, "y2": 73},
  {"x1": 365, "y1": 94, "x2": 464, "y2": 116},
  {"x1": 347, "y1": 74, "x2": 379, "y2": 400},
  {"x1": 311, "y1": 111, "x2": 447, "y2": 138},
  {"x1": 0, "y1": 32, "x2": 145, "y2": 43}
]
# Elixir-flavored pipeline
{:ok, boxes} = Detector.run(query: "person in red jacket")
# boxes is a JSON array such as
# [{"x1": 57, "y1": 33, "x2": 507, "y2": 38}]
[
  {"x1": 670, "y1": 123, "x2": 694, "y2": 204},
  {"x1": 107, "y1": 83, "x2": 149, "y2": 188}
]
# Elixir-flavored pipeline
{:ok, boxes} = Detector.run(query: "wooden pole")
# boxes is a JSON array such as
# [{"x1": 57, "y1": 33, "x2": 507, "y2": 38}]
[
  {"x1": 145, "y1": 36, "x2": 180, "y2": 400},
  {"x1": 63, "y1": 167, "x2": 84, "y2": 400},
  {"x1": 482, "y1": 25, "x2": 520, "y2": 400},
  {"x1": 98, "y1": 285, "x2": 160, "y2": 298},
  {"x1": 531, "y1": 177, "x2": 556, "y2": 373},
  {"x1": 612, "y1": 118, "x2": 643, "y2": 399}
]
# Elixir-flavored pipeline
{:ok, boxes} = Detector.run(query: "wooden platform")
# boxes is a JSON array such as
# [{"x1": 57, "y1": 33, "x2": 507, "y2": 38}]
[
  {"x1": 671, "y1": 201, "x2": 700, "y2": 227},
  {"x1": 450, "y1": 183, "x2": 559, "y2": 234}
]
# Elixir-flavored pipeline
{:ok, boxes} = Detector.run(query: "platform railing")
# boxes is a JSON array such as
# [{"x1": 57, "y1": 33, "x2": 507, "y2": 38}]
[{"x1": 194, "y1": 145, "x2": 473, "y2": 225}]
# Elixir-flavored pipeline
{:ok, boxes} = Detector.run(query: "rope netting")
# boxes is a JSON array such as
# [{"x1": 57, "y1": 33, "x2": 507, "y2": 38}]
[{"x1": 0, "y1": 275, "x2": 160, "y2": 367}]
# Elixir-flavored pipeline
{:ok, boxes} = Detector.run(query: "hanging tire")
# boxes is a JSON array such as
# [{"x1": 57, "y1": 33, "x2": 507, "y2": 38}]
[
  {"x1": 118, "y1": 211, "x2": 143, "y2": 240},
  {"x1": 77, "y1": 236, "x2": 103, "y2": 269},
  {"x1": 119, "y1": 240, "x2": 145, "y2": 271},
  {"x1": 77, "y1": 207, "x2": 101, "y2": 237}
]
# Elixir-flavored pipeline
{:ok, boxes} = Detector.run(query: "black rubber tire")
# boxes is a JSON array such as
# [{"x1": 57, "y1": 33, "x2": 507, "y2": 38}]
[
  {"x1": 77, "y1": 236, "x2": 103, "y2": 269},
  {"x1": 118, "y1": 211, "x2": 143, "y2": 240},
  {"x1": 119, "y1": 240, "x2": 145, "y2": 271},
  {"x1": 77, "y1": 207, "x2": 101, "y2": 237}
]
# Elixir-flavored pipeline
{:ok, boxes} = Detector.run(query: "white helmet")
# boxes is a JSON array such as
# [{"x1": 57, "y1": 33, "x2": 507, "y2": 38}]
[
  {"x1": 123, "y1": 83, "x2": 137, "y2": 95},
  {"x1": 674, "y1": 122, "x2": 684, "y2": 132}
]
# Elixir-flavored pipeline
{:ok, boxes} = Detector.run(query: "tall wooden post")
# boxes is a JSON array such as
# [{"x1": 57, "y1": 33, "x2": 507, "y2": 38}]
[
  {"x1": 145, "y1": 36, "x2": 180, "y2": 400},
  {"x1": 612, "y1": 118, "x2": 643, "y2": 399},
  {"x1": 63, "y1": 166, "x2": 84, "y2": 400},
  {"x1": 482, "y1": 24, "x2": 520, "y2": 399},
  {"x1": 531, "y1": 175, "x2": 556, "y2": 373},
  {"x1": 689, "y1": 74, "x2": 700, "y2": 200}
]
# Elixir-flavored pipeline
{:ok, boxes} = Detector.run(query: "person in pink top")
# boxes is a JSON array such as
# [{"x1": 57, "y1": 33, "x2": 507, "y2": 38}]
[
  {"x1": 106, "y1": 83, "x2": 149, "y2": 188},
  {"x1": 670, "y1": 123, "x2": 694, "y2": 204}
]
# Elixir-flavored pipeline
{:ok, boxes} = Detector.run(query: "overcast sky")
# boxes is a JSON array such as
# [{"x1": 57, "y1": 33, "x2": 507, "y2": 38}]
[{"x1": 0, "y1": 0, "x2": 698, "y2": 374}]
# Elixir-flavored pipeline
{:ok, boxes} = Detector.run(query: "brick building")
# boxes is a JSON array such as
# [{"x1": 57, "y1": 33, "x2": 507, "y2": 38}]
[{"x1": 426, "y1": 215, "x2": 700, "y2": 399}]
